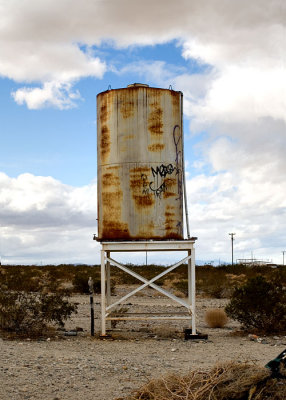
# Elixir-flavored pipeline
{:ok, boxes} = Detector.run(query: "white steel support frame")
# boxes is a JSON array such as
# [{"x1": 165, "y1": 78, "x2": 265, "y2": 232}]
[{"x1": 100, "y1": 240, "x2": 196, "y2": 336}]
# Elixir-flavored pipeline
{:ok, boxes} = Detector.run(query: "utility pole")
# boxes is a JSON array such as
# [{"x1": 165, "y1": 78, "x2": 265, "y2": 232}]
[
  {"x1": 282, "y1": 251, "x2": 286, "y2": 266},
  {"x1": 229, "y1": 233, "x2": 236, "y2": 266}
]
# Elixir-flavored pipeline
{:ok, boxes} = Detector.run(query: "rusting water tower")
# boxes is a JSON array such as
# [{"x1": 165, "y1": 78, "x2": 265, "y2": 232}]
[
  {"x1": 97, "y1": 83, "x2": 184, "y2": 240},
  {"x1": 96, "y1": 84, "x2": 197, "y2": 337}
]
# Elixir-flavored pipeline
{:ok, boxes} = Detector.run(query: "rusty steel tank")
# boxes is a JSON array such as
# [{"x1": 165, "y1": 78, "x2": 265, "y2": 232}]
[{"x1": 97, "y1": 83, "x2": 184, "y2": 241}]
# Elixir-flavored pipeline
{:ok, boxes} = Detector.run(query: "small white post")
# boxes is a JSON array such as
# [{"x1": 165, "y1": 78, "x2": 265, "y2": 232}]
[
  {"x1": 191, "y1": 247, "x2": 196, "y2": 335},
  {"x1": 101, "y1": 248, "x2": 106, "y2": 336}
]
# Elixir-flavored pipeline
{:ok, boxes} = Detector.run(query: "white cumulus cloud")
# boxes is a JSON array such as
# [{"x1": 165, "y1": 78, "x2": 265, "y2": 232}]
[
  {"x1": 0, "y1": 173, "x2": 98, "y2": 264},
  {"x1": 12, "y1": 81, "x2": 81, "y2": 110}
]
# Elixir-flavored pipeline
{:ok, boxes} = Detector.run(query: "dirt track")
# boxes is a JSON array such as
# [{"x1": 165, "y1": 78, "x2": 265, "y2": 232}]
[{"x1": 1, "y1": 287, "x2": 285, "y2": 400}]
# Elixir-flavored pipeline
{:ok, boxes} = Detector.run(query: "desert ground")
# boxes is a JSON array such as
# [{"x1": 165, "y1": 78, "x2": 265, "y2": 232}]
[{"x1": 1, "y1": 285, "x2": 285, "y2": 400}]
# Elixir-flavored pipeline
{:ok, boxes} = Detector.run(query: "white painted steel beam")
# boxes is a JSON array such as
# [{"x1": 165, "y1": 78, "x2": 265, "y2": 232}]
[
  {"x1": 106, "y1": 316, "x2": 192, "y2": 321},
  {"x1": 191, "y1": 247, "x2": 196, "y2": 334},
  {"x1": 105, "y1": 255, "x2": 192, "y2": 311},
  {"x1": 100, "y1": 249, "x2": 106, "y2": 336},
  {"x1": 99, "y1": 240, "x2": 196, "y2": 336},
  {"x1": 101, "y1": 240, "x2": 195, "y2": 252}
]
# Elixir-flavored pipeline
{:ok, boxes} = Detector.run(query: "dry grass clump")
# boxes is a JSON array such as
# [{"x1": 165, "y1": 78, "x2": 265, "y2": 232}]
[
  {"x1": 205, "y1": 308, "x2": 228, "y2": 328},
  {"x1": 124, "y1": 362, "x2": 286, "y2": 400}
]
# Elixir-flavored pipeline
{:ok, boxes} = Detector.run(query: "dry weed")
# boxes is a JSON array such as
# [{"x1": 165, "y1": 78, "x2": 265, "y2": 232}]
[
  {"x1": 205, "y1": 308, "x2": 228, "y2": 328},
  {"x1": 125, "y1": 361, "x2": 286, "y2": 400}
]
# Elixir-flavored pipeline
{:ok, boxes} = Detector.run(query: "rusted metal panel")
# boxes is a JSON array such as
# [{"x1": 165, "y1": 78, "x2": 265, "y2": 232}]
[{"x1": 97, "y1": 84, "x2": 184, "y2": 240}]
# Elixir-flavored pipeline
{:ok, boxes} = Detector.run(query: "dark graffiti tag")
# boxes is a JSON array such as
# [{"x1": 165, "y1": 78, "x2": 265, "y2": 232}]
[
  {"x1": 141, "y1": 173, "x2": 167, "y2": 198},
  {"x1": 151, "y1": 164, "x2": 180, "y2": 178},
  {"x1": 173, "y1": 125, "x2": 183, "y2": 202},
  {"x1": 138, "y1": 125, "x2": 184, "y2": 201},
  {"x1": 149, "y1": 181, "x2": 167, "y2": 198},
  {"x1": 149, "y1": 163, "x2": 181, "y2": 198},
  {"x1": 173, "y1": 125, "x2": 182, "y2": 166},
  {"x1": 141, "y1": 174, "x2": 149, "y2": 195}
]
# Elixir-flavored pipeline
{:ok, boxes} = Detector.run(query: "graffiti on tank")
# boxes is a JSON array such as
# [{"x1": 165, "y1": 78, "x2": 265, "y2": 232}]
[
  {"x1": 141, "y1": 173, "x2": 166, "y2": 198},
  {"x1": 151, "y1": 164, "x2": 180, "y2": 178},
  {"x1": 172, "y1": 125, "x2": 183, "y2": 202},
  {"x1": 149, "y1": 163, "x2": 179, "y2": 199},
  {"x1": 149, "y1": 181, "x2": 167, "y2": 198},
  {"x1": 141, "y1": 174, "x2": 149, "y2": 195},
  {"x1": 138, "y1": 125, "x2": 183, "y2": 201}
]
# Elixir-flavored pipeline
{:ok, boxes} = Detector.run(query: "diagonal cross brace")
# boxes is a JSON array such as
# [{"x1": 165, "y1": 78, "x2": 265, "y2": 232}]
[{"x1": 105, "y1": 255, "x2": 192, "y2": 312}]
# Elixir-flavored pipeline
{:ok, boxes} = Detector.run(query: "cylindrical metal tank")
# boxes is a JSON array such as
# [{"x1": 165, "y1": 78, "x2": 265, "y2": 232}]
[{"x1": 97, "y1": 83, "x2": 184, "y2": 241}]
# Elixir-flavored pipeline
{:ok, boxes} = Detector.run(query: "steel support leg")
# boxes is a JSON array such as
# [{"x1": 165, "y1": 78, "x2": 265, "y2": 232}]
[
  {"x1": 188, "y1": 250, "x2": 192, "y2": 328},
  {"x1": 106, "y1": 251, "x2": 111, "y2": 330},
  {"x1": 191, "y1": 248, "x2": 196, "y2": 334},
  {"x1": 101, "y1": 249, "x2": 106, "y2": 336}
]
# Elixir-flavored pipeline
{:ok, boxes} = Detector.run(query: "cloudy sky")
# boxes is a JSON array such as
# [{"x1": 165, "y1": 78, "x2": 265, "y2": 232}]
[{"x1": 0, "y1": 0, "x2": 285, "y2": 265}]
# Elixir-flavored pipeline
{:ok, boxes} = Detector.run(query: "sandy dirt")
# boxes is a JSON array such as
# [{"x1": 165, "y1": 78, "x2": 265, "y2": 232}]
[{"x1": 1, "y1": 285, "x2": 285, "y2": 400}]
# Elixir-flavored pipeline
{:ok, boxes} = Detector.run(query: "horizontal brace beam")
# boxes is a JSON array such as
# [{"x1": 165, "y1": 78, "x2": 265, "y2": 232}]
[
  {"x1": 109, "y1": 311, "x2": 191, "y2": 316},
  {"x1": 101, "y1": 240, "x2": 196, "y2": 252},
  {"x1": 106, "y1": 316, "x2": 192, "y2": 321}
]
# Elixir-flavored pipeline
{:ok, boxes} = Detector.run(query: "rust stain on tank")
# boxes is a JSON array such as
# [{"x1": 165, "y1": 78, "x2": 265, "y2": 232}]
[
  {"x1": 102, "y1": 190, "x2": 122, "y2": 207},
  {"x1": 170, "y1": 91, "x2": 180, "y2": 104},
  {"x1": 164, "y1": 233, "x2": 182, "y2": 240},
  {"x1": 165, "y1": 217, "x2": 175, "y2": 226},
  {"x1": 163, "y1": 191, "x2": 176, "y2": 199},
  {"x1": 133, "y1": 194, "x2": 154, "y2": 208},
  {"x1": 102, "y1": 173, "x2": 120, "y2": 187},
  {"x1": 100, "y1": 125, "x2": 111, "y2": 162},
  {"x1": 122, "y1": 134, "x2": 134, "y2": 141},
  {"x1": 120, "y1": 92, "x2": 135, "y2": 119},
  {"x1": 101, "y1": 185, "x2": 130, "y2": 238},
  {"x1": 130, "y1": 171, "x2": 155, "y2": 208},
  {"x1": 148, "y1": 108, "x2": 163, "y2": 136},
  {"x1": 102, "y1": 221, "x2": 130, "y2": 240},
  {"x1": 164, "y1": 178, "x2": 176, "y2": 186},
  {"x1": 165, "y1": 215, "x2": 177, "y2": 234},
  {"x1": 106, "y1": 165, "x2": 119, "y2": 171},
  {"x1": 100, "y1": 103, "x2": 108, "y2": 124},
  {"x1": 138, "y1": 221, "x2": 155, "y2": 237},
  {"x1": 163, "y1": 177, "x2": 176, "y2": 199},
  {"x1": 99, "y1": 92, "x2": 114, "y2": 124},
  {"x1": 148, "y1": 143, "x2": 165, "y2": 152},
  {"x1": 130, "y1": 166, "x2": 150, "y2": 174},
  {"x1": 170, "y1": 91, "x2": 181, "y2": 118},
  {"x1": 130, "y1": 178, "x2": 143, "y2": 189}
]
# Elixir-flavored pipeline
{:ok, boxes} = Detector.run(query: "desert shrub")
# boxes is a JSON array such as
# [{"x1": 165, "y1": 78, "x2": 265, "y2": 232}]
[
  {"x1": 125, "y1": 361, "x2": 286, "y2": 400},
  {"x1": 205, "y1": 308, "x2": 228, "y2": 328},
  {"x1": 196, "y1": 266, "x2": 235, "y2": 298},
  {"x1": 0, "y1": 285, "x2": 77, "y2": 337},
  {"x1": 168, "y1": 278, "x2": 188, "y2": 296},
  {"x1": 0, "y1": 265, "x2": 46, "y2": 292},
  {"x1": 225, "y1": 275, "x2": 286, "y2": 334},
  {"x1": 171, "y1": 276, "x2": 230, "y2": 299}
]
